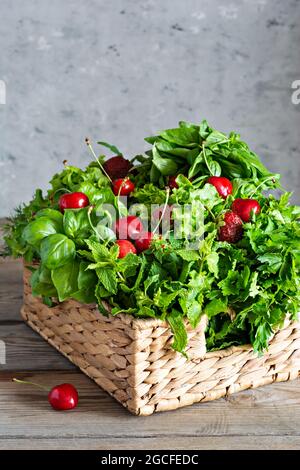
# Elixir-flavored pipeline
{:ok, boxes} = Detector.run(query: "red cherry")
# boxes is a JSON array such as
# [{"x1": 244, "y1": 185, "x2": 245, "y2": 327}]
[
  {"x1": 168, "y1": 175, "x2": 179, "y2": 190},
  {"x1": 218, "y1": 211, "x2": 243, "y2": 243},
  {"x1": 135, "y1": 232, "x2": 154, "y2": 253},
  {"x1": 13, "y1": 378, "x2": 79, "y2": 411},
  {"x1": 112, "y1": 178, "x2": 135, "y2": 196},
  {"x1": 114, "y1": 215, "x2": 144, "y2": 240},
  {"x1": 116, "y1": 239, "x2": 137, "y2": 258},
  {"x1": 232, "y1": 198, "x2": 261, "y2": 222},
  {"x1": 59, "y1": 192, "x2": 89, "y2": 213},
  {"x1": 103, "y1": 156, "x2": 133, "y2": 180},
  {"x1": 207, "y1": 176, "x2": 233, "y2": 199},
  {"x1": 48, "y1": 383, "x2": 79, "y2": 411}
]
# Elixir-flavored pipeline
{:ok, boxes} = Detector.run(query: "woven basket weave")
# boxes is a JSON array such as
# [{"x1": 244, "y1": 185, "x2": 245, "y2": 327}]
[{"x1": 21, "y1": 265, "x2": 300, "y2": 415}]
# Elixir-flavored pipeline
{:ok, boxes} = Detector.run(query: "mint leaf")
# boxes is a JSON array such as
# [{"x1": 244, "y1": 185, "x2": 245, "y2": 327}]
[
  {"x1": 97, "y1": 268, "x2": 117, "y2": 294},
  {"x1": 167, "y1": 309, "x2": 188, "y2": 355},
  {"x1": 204, "y1": 299, "x2": 228, "y2": 318}
]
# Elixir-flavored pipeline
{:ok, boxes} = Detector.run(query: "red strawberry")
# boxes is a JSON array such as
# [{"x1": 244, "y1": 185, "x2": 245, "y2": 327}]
[
  {"x1": 207, "y1": 176, "x2": 233, "y2": 199},
  {"x1": 218, "y1": 211, "x2": 243, "y2": 243},
  {"x1": 103, "y1": 156, "x2": 133, "y2": 180},
  {"x1": 232, "y1": 198, "x2": 261, "y2": 222},
  {"x1": 168, "y1": 175, "x2": 179, "y2": 190},
  {"x1": 116, "y1": 240, "x2": 137, "y2": 258},
  {"x1": 135, "y1": 232, "x2": 154, "y2": 253}
]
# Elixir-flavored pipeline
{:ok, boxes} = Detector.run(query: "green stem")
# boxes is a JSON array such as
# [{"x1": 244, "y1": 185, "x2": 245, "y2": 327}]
[
  {"x1": 13, "y1": 378, "x2": 49, "y2": 392},
  {"x1": 87, "y1": 206, "x2": 105, "y2": 241},
  {"x1": 117, "y1": 271, "x2": 125, "y2": 282},
  {"x1": 85, "y1": 138, "x2": 112, "y2": 182},
  {"x1": 52, "y1": 187, "x2": 71, "y2": 196},
  {"x1": 249, "y1": 176, "x2": 277, "y2": 198},
  {"x1": 153, "y1": 188, "x2": 170, "y2": 235},
  {"x1": 202, "y1": 146, "x2": 213, "y2": 176}
]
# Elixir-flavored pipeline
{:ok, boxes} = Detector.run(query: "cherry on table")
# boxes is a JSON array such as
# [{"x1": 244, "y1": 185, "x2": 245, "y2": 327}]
[
  {"x1": 13, "y1": 378, "x2": 79, "y2": 411},
  {"x1": 48, "y1": 383, "x2": 79, "y2": 411}
]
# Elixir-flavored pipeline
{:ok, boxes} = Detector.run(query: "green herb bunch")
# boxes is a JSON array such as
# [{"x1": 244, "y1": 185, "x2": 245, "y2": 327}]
[{"x1": 2, "y1": 120, "x2": 300, "y2": 355}]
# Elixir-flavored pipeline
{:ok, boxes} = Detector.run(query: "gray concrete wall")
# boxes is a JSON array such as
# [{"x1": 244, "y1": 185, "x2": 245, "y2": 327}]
[{"x1": 0, "y1": 0, "x2": 300, "y2": 216}]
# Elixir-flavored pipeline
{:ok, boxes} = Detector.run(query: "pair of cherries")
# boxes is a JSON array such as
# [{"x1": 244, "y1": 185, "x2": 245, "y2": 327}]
[{"x1": 57, "y1": 179, "x2": 134, "y2": 213}]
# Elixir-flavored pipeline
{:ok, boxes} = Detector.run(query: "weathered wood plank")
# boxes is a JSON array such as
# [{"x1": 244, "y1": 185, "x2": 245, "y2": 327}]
[
  {"x1": 0, "y1": 371, "x2": 299, "y2": 442},
  {"x1": 0, "y1": 258, "x2": 23, "y2": 322},
  {"x1": 0, "y1": 323, "x2": 75, "y2": 370},
  {"x1": 1, "y1": 435, "x2": 299, "y2": 450}
]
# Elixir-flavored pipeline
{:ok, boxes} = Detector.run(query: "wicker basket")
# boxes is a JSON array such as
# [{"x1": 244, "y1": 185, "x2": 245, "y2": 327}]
[{"x1": 21, "y1": 265, "x2": 300, "y2": 415}]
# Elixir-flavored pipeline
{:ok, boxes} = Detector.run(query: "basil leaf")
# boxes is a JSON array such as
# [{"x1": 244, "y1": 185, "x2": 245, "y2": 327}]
[
  {"x1": 41, "y1": 234, "x2": 75, "y2": 269},
  {"x1": 22, "y1": 217, "x2": 60, "y2": 247},
  {"x1": 51, "y1": 258, "x2": 80, "y2": 301},
  {"x1": 152, "y1": 144, "x2": 179, "y2": 176},
  {"x1": 63, "y1": 208, "x2": 91, "y2": 241},
  {"x1": 30, "y1": 265, "x2": 57, "y2": 297},
  {"x1": 160, "y1": 127, "x2": 199, "y2": 146},
  {"x1": 35, "y1": 209, "x2": 63, "y2": 230}
]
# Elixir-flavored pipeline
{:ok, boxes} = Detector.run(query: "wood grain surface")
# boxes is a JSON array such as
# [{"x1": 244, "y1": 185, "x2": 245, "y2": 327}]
[{"x1": 0, "y1": 256, "x2": 300, "y2": 450}]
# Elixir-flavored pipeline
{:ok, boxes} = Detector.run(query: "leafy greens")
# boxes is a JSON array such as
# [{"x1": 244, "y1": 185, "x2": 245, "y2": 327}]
[{"x1": 2, "y1": 119, "x2": 299, "y2": 355}]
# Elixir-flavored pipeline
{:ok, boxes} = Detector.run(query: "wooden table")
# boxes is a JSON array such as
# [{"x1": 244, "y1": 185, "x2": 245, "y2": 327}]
[{"x1": 0, "y1": 256, "x2": 300, "y2": 450}]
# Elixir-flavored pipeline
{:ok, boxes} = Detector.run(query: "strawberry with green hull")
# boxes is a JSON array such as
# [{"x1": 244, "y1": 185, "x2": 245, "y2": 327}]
[{"x1": 218, "y1": 211, "x2": 243, "y2": 243}]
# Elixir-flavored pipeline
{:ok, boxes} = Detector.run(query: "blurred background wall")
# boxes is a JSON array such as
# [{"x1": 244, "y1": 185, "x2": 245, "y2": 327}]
[{"x1": 0, "y1": 0, "x2": 300, "y2": 216}]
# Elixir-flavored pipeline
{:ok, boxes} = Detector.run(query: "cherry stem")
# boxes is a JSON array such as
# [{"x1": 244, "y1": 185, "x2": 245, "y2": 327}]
[
  {"x1": 117, "y1": 271, "x2": 125, "y2": 282},
  {"x1": 249, "y1": 176, "x2": 276, "y2": 198},
  {"x1": 13, "y1": 378, "x2": 50, "y2": 392},
  {"x1": 85, "y1": 138, "x2": 112, "y2": 183},
  {"x1": 87, "y1": 206, "x2": 105, "y2": 242},
  {"x1": 52, "y1": 187, "x2": 71, "y2": 196},
  {"x1": 153, "y1": 187, "x2": 170, "y2": 235}
]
